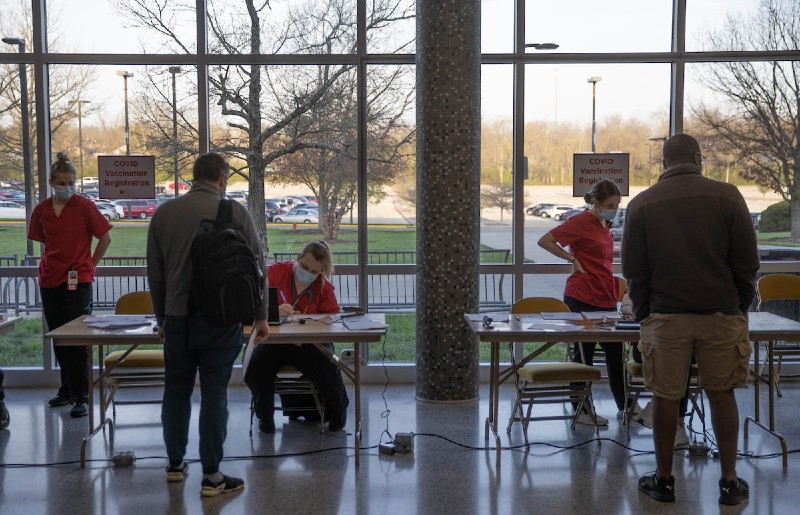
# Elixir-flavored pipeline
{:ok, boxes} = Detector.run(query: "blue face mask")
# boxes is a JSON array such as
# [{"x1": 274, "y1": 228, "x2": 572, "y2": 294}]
[
  {"x1": 53, "y1": 185, "x2": 75, "y2": 202},
  {"x1": 294, "y1": 261, "x2": 319, "y2": 285},
  {"x1": 600, "y1": 208, "x2": 617, "y2": 222}
]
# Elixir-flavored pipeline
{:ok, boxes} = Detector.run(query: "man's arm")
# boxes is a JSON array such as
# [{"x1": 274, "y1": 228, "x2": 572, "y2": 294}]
[
  {"x1": 621, "y1": 206, "x2": 651, "y2": 321},
  {"x1": 729, "y1": 198, "x2": 760, "y2": 313},
  {"x1": 146, "y1": 214, "x2": 166, "y2": 326}
]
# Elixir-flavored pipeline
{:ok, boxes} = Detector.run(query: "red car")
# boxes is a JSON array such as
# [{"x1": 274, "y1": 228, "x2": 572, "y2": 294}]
[{"x1": 114, "y1": 199, "x2": 158, "y2": 219}]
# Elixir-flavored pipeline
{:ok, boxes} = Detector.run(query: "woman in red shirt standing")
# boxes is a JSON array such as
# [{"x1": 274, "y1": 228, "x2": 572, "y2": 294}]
[
  {"x1": 245, "y1": 241, "x2": 348, "y2": 433},
  {"x1": 28, "y1": 153, "x2": 112, "y2": 418},
  {"x1": 538, "y1": 179, "x2": 629, "y2": 426}
]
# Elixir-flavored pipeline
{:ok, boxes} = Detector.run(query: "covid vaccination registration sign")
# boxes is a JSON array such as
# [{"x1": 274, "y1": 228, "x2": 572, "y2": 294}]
[
  {"x1": 97, "y1": 155, "x2": 156, "y2": 199},
  {"x1": 572, "y1": 153, "x2": 630, "y2": 197}
]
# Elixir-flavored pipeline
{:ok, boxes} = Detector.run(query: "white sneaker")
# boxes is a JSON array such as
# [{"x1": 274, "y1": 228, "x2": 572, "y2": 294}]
[
  {"x1": 636, "y1": 401, "x2": 654, "y2": 428},
  {"x1": 674, "y1": 424, "x2": 690, "y2": 449},
  {"x1": 617, "y1": 402, "x2": 643, "y2": 420},
  {"x1": 575, "y1": 411, "x2": 609, "y2": 426}
]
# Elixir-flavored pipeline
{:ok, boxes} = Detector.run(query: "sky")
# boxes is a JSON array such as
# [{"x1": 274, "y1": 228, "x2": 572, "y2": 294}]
[{"x1": 0, "y1": 0, "x2": 761, "y2": 128}]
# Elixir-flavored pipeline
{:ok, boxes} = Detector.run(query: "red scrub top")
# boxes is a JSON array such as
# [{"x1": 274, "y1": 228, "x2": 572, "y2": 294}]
[
  {"x1": 267, "y1": 261, "x2": 339, "y2": 314},
  {"x1": 28, "y1": 195, "x2": 112, "y2": 288},
  {"x1": 549, "y1": 210, "x2": 617, "y2": 308}
]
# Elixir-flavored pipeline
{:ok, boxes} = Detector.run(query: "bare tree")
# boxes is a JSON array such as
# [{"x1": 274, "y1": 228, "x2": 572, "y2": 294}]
[
  {"x1": 0, "y1": 1, "x2": 98, "y2": 180},
  {"x1": 694, "y1": 0, "x2": 800, "y2": 238},
  {"x1": 481, "y1": 180, "x2": 514, "y2": 222},
  {"x1": 116, "y1": 0, "x2": 415, "y2": 246}
]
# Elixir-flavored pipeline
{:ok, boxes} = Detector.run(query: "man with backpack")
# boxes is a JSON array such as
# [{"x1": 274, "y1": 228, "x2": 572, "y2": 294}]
[{"x1": 147, "y1": 152, "x2": 269, "y2": 497}]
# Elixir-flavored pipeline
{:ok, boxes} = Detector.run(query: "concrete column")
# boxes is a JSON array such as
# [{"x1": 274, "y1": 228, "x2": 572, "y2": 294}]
[{"x1": 415, "y1": 0, "x2": 481, "y2": 401}]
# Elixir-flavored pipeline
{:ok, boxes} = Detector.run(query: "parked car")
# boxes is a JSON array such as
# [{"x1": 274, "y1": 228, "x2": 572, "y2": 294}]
[
  {"x1": 273, "y1": 208, "x2": 320, "y2": 224},
  {"x1": 227, "y1": 192, "x2": 248, "y2": 204},
  {"x1": 541, "y1": 205, "x2": 573, "y2": 219},
  {"x1": 559, "y1": 207, "x2": 586, "y2": 222},
  {"x1": 294, "y1": 202, "x2": 319, "y2": 210},
  {"x1": 80, "y1": 177, "x2": 99, "y2": 190},
  {"x1": 0, "y1": 200, "x2": 26, "y2": 219},
  {"x1": 265, "y1": 200, "x2": 285, "y2": 222},
  {"x1": 93, "y1": 203, "x2": 118, "y2": 221},
  {"x1": 526, "y1": 203, "x2": 555, "y2": 216},
  {"x1": 114, "y1": 199, "x2": 158, "y2": 219},
  {"x1": 93, "y1": 199, "x2": 124, "y2": 220}
]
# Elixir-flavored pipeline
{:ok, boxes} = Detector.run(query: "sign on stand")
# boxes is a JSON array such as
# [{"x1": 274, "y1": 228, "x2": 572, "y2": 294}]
[
  {"x1": 572, "y1": 153, "x2": 630, "y2": 197},
  {"x1": 97, "y1": 156, "x2": 156, "y2": 199}
]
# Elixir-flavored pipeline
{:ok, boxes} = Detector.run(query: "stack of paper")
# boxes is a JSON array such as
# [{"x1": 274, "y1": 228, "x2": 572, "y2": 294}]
[
  {"x1": 343, "y1": 316, "x2": 387, "y2": 331},
  {"x1": 84, "y1": 315, "x2": 152, "y2": 329}
]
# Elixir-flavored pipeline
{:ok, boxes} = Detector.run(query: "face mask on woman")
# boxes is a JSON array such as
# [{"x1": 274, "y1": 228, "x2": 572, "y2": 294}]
[
  {"x1": 294, "y1": 261, "x2": 319, "y2": 284},
  {"x1": 600, "y1": 208, "x2": 617, "y2": 222},
  {"x1": 53, "y1": 185, "x2": 75, "y2": 202}
]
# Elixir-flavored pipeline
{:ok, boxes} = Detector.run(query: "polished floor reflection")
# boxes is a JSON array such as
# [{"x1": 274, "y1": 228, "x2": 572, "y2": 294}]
[{"x1": 0, "y1": 381, "x2": 797, "y2": 514}]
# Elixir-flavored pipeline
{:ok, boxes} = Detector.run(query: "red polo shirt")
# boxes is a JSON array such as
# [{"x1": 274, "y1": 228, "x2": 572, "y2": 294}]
[
  {"x1": 267, "y1": 261, "x2": 339, "y2": 314},
  {"x1": 28, "y1": 195, "x2": 112, "y2": 288},
  {"x1": 549, "y1": 210, "x2": 617, "y2": 309}
]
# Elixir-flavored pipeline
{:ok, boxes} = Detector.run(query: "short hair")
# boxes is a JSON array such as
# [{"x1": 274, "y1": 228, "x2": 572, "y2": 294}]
[
  {"x1": 192, "y1": 152, "x2": 228, "y2": 182},
  {"x1": 50, "y1": 152, "x2": 76, "y2": 180},
  {"x1": 663, "y1": 133, "x2": 701, "y2": 166},
  {"x1": 297, "y1": 240, "x2": 334, "y2": 279},
  {"x1": 583, "y1": 179, "x2": 621, "y2": 205}
]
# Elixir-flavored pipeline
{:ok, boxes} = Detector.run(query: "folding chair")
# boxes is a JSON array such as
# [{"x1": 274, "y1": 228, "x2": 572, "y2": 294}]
[
  {"x1": 506, "y1": 297, "x2": 603, "y2": 445},
  {"x1": 103, "y1": 291, "x2": 164, "y2": 419},
  {"x1": 757, "y1": 273, "x2": 800, "y2": 397}
]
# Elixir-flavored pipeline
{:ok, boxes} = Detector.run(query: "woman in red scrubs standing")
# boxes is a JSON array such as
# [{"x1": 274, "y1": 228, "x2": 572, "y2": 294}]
[
  {"x1": 29, "y1": 152, "x2": 112, "y2": 418},
  {"x1": 538, "y1": 179, "x2": 630, "y2": 426}
]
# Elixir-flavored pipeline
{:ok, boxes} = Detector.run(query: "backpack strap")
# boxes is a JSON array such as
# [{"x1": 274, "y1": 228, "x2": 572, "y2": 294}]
[{"x1": 215, "y1": 198, "x2": 234, "y2": 225}]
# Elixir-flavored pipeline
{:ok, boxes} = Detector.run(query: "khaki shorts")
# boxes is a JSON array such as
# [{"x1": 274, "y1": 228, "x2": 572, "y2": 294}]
[{"x1": 639, "y1": 313, "x2": 751, "y2": 400}]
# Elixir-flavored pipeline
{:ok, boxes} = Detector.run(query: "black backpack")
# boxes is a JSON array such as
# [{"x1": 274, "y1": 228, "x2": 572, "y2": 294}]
[{"x1": 191, "y1": 199, "x2": 263, "y2": 327}]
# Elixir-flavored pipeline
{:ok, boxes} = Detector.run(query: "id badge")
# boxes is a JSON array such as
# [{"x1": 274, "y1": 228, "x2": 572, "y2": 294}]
[{"x1": 67, "y1": 270, "x2": 78, "y2": 291}]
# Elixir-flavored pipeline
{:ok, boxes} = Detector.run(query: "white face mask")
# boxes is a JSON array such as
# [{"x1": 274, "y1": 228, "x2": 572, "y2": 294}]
[
  {"x1": 294, "y1": 261, "x2": 319, "y2": 284},
  {"x1": 600, "y1": 208, "x2": 617, "y2": 221},
  {"x1": 53, "y1": 185, "x2": 75, "y2": 202}
]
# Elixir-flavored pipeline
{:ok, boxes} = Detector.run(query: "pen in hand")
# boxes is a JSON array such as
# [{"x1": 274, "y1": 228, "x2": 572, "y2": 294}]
[{"x1": 279, "y1": 290, "x2": 287, "y2": 304}]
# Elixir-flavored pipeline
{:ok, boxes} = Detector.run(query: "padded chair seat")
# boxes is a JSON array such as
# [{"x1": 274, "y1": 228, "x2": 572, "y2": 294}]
[
  {"x1": 105, "y1": 349, "x2": 164, "y2": 368},
  {"x1": 518, "y1": 362, "x2": 600, "y2": 382}
]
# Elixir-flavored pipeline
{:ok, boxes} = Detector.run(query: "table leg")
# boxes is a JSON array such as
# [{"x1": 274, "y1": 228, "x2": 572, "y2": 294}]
[
  {"x1": 354, "y1": 343, "x2": 361, "y2": 467},
  {"x1": 744, "y1": 339, "x2": 787, "y2": 467}
]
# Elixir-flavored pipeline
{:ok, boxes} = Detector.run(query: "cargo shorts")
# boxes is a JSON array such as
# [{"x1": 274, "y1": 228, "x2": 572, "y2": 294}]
[{"x1": 638, "y1": 312, "x2": 751, "y2": 400}]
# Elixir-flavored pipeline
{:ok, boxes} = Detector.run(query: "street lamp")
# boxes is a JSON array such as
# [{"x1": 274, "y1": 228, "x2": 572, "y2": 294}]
[
  {"x1": 3, "y1": 36, "x2": 34, "y2": 258},
  {"x1": 168, "y1": 66, "x2": 181, "y2": 198},
  {"x1": 587, "y1": 76, "x2": 602, "y2": 153},
  {"x1": 117, "y1": 70, "x2": 134, "y2": 155},
  {"x1": 648, "y1": 136, "x2": 667, "y2": 185},
  {"x1": 77, "y1": 100, "x2": 91, "y2": 192},
  {"x1": 525, "y1": 42, "x2": 559, "y2": 50}
]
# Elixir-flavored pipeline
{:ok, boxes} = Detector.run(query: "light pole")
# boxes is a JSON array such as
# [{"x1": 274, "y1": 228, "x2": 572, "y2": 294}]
[
  {"x1": 587, "y1": 76, "x2": 602, "y2": 153},
  {"x1": 648, "y1": 136, "x2": 667, "y2": 185},
  {"x1": 77, "y1": 99, "x2": 91, "y2": 192},
  {"x1": 168, "y1": 66, "x2": 181, "y2": 197},
  {"x1": 117, "y1": 70, "x2": 134, "y2": 155},
  {"x1": 3, "y1": 37, "x2": 33, "y2": 258}
]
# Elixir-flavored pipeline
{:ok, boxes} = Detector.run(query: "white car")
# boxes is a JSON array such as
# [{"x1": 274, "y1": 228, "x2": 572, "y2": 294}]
[
  {"x1": 541, "y1": 205, "x2": 573, "y2": 219},
  {"x1": 93, "y1": 199, "x2": 124, "y2": 220},
  {"x1": 0, "y1": 200, "x2": 26, "y2": 219},
  {"x1": 273, "y1": 208, "x2": 320, "y2": 224},
  {"x1": 94, "y1": 203, "x2": 118, "y2": 221}
]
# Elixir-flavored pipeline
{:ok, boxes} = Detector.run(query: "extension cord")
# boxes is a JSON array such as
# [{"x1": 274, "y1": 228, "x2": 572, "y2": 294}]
[
  {"x1": 112, "y1": 451, "x2": 136, "y2": 467},
  {"x1": 379, "y1": 443, "x2": 396, "y2": 455},
  {"x1": 689, "y1": 442, "x2": 710, "y2": 456}
]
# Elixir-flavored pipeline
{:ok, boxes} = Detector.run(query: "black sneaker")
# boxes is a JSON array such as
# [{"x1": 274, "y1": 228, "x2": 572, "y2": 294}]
[
  {"x1": 719, "y1": 477, "x2": 749, "y2": 505},
  {"x1": 200, "y1": 474, "x2": 244, "y2": 497},
  {"x1": 70, "y1": 401, "x2": 88, "y2": 418},
  {"x1": 259, "y1": 417, "x2": 275, "y2": 434},
  {"x1": 48, "y1": 393, "x2": 72, "y2": 407},
  {"x1": 166, "y1": 462, "x2": 188, "y2": 482},
  {"x1": 0, "y1": 401, "x2": 9, "y2": 430},
  {"x1": 328, "y1": 410, "x2": 347, "y2": 432},
  {"x1": 639, "y1": 472, "x2": 676, "y2": 502}
]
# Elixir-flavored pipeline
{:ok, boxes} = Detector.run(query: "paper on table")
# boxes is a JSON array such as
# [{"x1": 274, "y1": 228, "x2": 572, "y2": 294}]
[
  {"x1": 526, "y1": 324, "x2": 578, "y2": 332},
  {"x1": 84, "y1": 315, "x2": 152, "y2": 329},
  {"x1": 465, "y1": 313, "x2": 509, "y2": 322},
  {"x1": 581, "y1": 311, "x2": 622, "y2": 320},
  {"x1": 343, "y1": 316, "x2": 387, "y2": 331},
  {"x1": 540, "y1": 312, "x2": 583, "y2": 320}
]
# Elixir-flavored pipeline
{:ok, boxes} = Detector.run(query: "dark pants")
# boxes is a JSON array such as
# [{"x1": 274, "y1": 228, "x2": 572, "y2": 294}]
[
  {"x1": 161, "y1": 315, "x2": 242, "y2": 475},
  {"x1": 564, "y1": 295, "x2": 628, "y2": 411},
  {"x1": 41, "y1": 283, "x2": 93, "y2": 403},
  {"x1": 0, "y1": 368, "x2": 4, "y2": 402},
  {"x1": 244, "y1": 343, "x2": 349, "y2": 422}
]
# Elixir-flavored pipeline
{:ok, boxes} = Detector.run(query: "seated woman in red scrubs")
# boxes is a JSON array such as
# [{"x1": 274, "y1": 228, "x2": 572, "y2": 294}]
[{"x1": 244, "y1": 241, "x2": 348, "y2": 433}]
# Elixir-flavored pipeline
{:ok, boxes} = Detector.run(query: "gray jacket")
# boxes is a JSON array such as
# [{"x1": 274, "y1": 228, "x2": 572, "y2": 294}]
[
  {"x1": 621, "y1": 164, "x2": 759, "y2": 321},
  {"x1": 146, "y1": 182, "x2": 268, "y2": 326}
]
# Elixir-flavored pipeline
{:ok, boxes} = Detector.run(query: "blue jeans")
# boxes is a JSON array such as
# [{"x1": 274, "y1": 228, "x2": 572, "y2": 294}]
[{"x1": 161, "y1": 315, "x2": 242, "y2": 475}]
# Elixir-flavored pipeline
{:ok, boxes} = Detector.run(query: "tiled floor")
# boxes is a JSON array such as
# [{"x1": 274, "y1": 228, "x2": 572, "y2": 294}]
[{"x1": 0, "y1": 380, "x2": 797, "y2": 514}]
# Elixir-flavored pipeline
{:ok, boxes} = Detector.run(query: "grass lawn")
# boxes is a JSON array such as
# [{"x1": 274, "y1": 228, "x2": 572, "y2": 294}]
[{"x1": 757, "y1": 232, "x2": 800, "y2": 247}]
